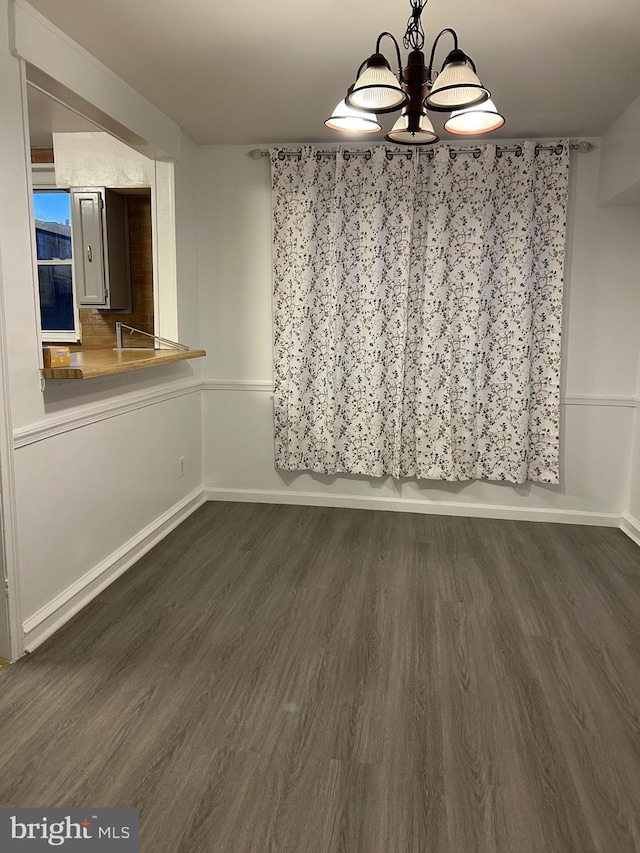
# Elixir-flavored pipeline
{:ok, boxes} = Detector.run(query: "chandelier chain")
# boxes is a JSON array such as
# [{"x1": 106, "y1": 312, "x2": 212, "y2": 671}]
[{"x1": 403, "y1": 0, "x2": 428, "y2": 51}]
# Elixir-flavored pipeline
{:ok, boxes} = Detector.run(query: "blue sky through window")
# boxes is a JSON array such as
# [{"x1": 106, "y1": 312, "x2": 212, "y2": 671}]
[{"x1": 33, "y1": 191, "x2": 71, "y2": 225}]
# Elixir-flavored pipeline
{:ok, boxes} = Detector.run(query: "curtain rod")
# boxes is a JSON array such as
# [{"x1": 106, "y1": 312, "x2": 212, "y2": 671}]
[{"x1": 249, "y1": 141, "x2": 593, "y2": 161}]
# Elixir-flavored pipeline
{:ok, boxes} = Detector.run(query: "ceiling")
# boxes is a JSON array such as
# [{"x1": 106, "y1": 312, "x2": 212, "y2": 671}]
[
  {"x1": 27, "y1": 0, "x2": 640, "y2": 145},
  {"x1": 27, "y1": 85, "x2": 100, "y2": 147}
]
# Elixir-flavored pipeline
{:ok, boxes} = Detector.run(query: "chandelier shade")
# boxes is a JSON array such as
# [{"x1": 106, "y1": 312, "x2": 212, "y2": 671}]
[
  {"x1": 345, "y1": 54, "x2": 408, "y2": 114},
  {"x1": 385, "y1": 112, "x2": 438, "y2": 145},
  {"x1": 444, "y1": 98, "x2": 505, "y2": 135},
  {"x1": 424, "y1": 49, "x2": 490, "y2": 111},
  {"x1": 325, "y1": 100, "x2": 382, "y2": 133}
]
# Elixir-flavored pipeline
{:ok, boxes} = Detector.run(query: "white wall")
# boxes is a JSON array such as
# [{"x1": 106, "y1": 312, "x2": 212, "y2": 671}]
[
  {"x1": 598, "y1": 146, "x2": 639, "y2": 543},
  {"x1": 198, "y1": 143, "x2": 640, "y2": 523},
  {"x1": 597, "y1": 93, "x2": 640, "y2": 541},
  {"x1": 0, "y1": 1, "x2": 204, "y2": 657},
  {"x1": 598, "y1": 92, "x2": 640, "y2": 207},
  {"x1": 14, "y1": 390, "x2": 202, "y2": 637}
]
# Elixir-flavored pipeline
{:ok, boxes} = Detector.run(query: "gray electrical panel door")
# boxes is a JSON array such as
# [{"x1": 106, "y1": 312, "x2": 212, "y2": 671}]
[{"x1": 71, "y1": 190, "x2": 106, "y2": 306}]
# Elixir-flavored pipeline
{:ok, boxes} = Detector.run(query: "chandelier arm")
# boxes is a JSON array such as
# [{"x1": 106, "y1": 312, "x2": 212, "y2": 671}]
[
  {"x1": 375, "y1": 31, "x2": 404, "y2": 77},
  {"x1": 427, "y1": 27, "x2": 459, "y2": 78}
]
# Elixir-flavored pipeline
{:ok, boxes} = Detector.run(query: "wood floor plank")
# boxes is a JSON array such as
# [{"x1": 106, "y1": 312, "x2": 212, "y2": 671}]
[
  {"x1": 527, "y1": 634, "x2": 640, "y2": 852},
  {"x1": 1, "y1": 503, "x2": 640, "y2": 852}
]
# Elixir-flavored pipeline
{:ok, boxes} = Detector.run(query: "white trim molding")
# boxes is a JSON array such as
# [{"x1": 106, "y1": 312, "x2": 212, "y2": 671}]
[
  {"x1": 13, "y1": 379, "x2": 202, "y2": 448},
  {"x1": 563, "y1": 394, "x2": 636, "y2": 408},
  {"x1": 0, "y1": 216, "x2": 24, "y2": 662},
  {"x1": 23, "y1": 487, "x2": 206, "y2": 652},
  {"x1": 202, "y1": 384, "x2": 637, "y2": 407},
  {"x1": 203, "y1": 486, "x2": 619, "y2": 528},
  {"x1": 621, "y1": 512, "x2": 640, "y2": 548},
  {"x1": 203, "y1": 380, "x2": 274, "y2": 392}
]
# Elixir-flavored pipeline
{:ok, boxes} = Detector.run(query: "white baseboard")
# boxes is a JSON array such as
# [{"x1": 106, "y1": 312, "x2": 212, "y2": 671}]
[
  {"x1": 620, "y1": 512, "x2": 640, "y2": 547},
  {"x1": 22, "y1": 487, "x2": 206, "y2": 653},
  {"x1": 203, "y1": 486, "x2": 619, "y2": 527},
  {"x1": 18, "y1": 484, "x2": 638, "y2": 655}
]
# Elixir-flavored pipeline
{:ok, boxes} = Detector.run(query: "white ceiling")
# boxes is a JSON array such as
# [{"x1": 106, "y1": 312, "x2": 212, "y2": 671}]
[
  {"x1": 27, "y1": 85, "x2": 100, "y2": 147},
  {"x1": 27, "y1": 0, "x2": 640, "y2": 145}
]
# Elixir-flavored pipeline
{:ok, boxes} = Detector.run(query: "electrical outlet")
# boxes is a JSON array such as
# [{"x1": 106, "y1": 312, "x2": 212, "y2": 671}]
[{"x1": 178, "y1": 456, "x2": 185, "y2": 479}]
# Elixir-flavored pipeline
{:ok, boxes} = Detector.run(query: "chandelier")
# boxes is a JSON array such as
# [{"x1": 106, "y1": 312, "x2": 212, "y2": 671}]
[{"x1": 325, "y1": 0, "x2": 504, "y2": 145}]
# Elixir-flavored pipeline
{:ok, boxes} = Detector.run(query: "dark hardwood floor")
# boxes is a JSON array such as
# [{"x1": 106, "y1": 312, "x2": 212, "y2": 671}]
[{"x1": 1, "y1": 502, "x2": 640, "y2": 852}]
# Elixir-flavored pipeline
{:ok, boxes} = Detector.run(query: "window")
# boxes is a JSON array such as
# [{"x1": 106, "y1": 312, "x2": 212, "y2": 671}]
[{"x1": 32, "y1": 188, "x2": 78, "y2": 340}]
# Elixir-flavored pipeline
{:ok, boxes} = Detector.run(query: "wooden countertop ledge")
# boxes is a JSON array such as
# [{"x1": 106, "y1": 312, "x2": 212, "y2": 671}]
[{"x1": 41, "y1": 348, "x2": 206, "y2": 380}]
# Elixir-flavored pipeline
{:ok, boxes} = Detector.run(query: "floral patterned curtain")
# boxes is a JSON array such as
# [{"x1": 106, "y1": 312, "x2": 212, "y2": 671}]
[{"x1": 271, "y1": 142, "x2": 569, "y2": 484}]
